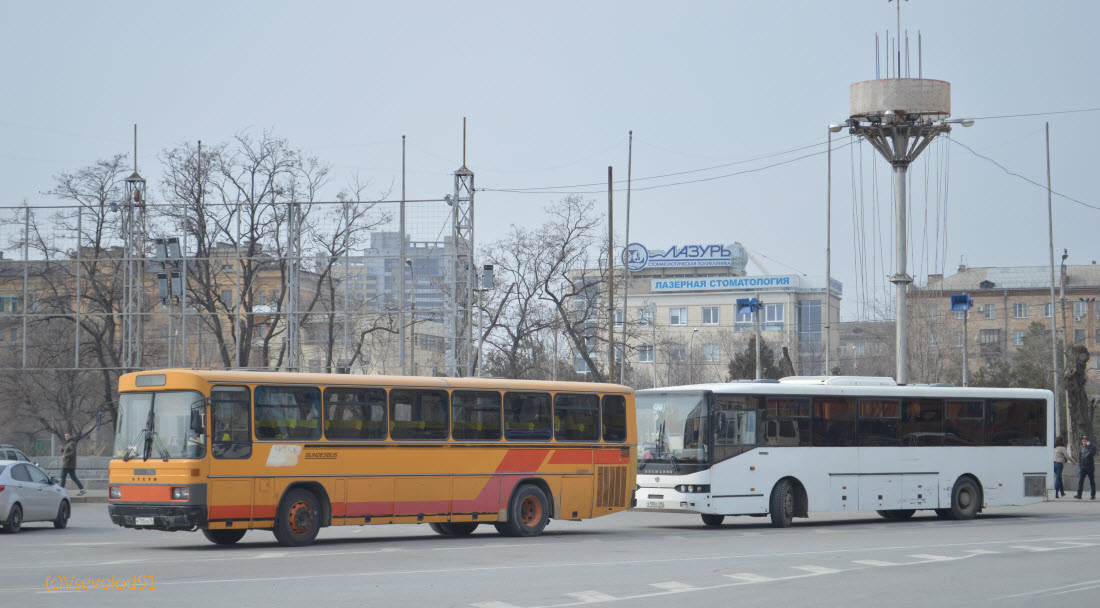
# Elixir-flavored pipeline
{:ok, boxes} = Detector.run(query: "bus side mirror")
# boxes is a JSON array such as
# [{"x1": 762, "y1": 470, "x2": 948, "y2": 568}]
[{"x1": 191, "y1": 409, "x2": 205, "y2": 433}]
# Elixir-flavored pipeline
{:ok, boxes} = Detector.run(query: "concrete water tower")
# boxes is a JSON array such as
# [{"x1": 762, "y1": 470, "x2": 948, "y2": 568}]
[{"x1": 844, "y1": 76, "x2": 972, "y2": 384}]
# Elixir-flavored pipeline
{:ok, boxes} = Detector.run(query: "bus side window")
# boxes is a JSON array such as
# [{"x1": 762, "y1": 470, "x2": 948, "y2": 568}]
[
  {"x1": 901, "y1": 399, "x2": 944, "y2": 446},
  {"x1": 211, "y1": 385, "x2": 252, "y2": 459},
  {"x1": 390, "y1": 389, "x2": 449, "y2": 440},
  {"x1": 601, "y1": 395, "x2": 627, "y2": 443},
  {"x1": 766, "y1": 398, "x2": 810, "y2": 447},
  {"x1": 451, "y1": 390, "x2": 502, "y2": 441},
  {"x1": 504, "y1": 392, "x2": 552, "y2": 441},
  {"x1": 554, "y1": 393, "x2": 600, "y2": 442},
  {"x1": 323, "y1": 388, "x2": 387, "y2": 440}
]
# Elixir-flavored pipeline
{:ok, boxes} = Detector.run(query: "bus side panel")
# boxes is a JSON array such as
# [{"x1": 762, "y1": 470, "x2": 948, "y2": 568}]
[
  {"x1": 251, "y1": 478, "x2": 275, "y2": 528},
  {"x1": 394, "y1": 476, "x2": 450, "y2": 521},
  {"x1": 560, "y1": 475, "x2": 593, "y2": 520},
  {"x1": 207, "y1": 479, "x2": 253, "y2": 529},
  {"x1": 451, "y1": 476, "x2": 500, "y2": 521},
  {"x1": 347, "y1": 477, "x2": 394, "y2": 521}
]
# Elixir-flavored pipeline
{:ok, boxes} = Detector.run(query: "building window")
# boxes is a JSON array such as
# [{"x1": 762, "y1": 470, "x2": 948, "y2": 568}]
[
  {"x1": 929, "y1": 333, "x2": 937, "y2": 346},
  {"x1": 1074, "y1": 301, "x2": 1087, "y2": 318},
  {"x1": 853, "y1": 343, "x2": 865, "y2": 357},
  {"x1": 1014, "y1": 330, "x2": 1026, "y2": 346},
  {"x1": 735, "y1": 308, "x2": 753, "y2": 332},
  {"x1": 613, "y1": 309, "x2": 623, "y2": 327},
  {"x1": 573, "y1": 355, "x2": 591, "y2": 375},
  {"x1": 1074, "y1": 329, "x2": 1086, "y2": 344},
  {"x1": 669, "y1": 307, "x2": 687, "y2": 325},
  {"x1": 1044, "y1": 303, "x2": 1052, "y2": 317},
  {"x1": 984, "y1": 304, "x2": 996, "y2": 320},
  {"x1": 955, "y1": 332, "x2": 964, "y2": 347},
  {"x1": 954, "y1": 309, "x2": 965, "y2": 320},
  {"x1": 701, "y1": 306, "x2": 719, "y2": 325},
  {"x1": 639, "y1": 307, "x2": 654, "y2": 326},
  {"x1": 764, "y1": 303, "x2": 785, "y2": 331},
  {"x1": 1013, "y1": 303, "x2": 1027, "y2": 318},
  {"x1": 638, "y1": 344, "x2": 654, "y2": 363},
  {"x1": 701, "y1": 343, "x2": 719, "y2": 363},
  {"x1": 979, "y1": 328, "x2": 1000, "y2": 344},
  {"x1": 221, "y1": 289, "x2": 233, "y2": 306}
]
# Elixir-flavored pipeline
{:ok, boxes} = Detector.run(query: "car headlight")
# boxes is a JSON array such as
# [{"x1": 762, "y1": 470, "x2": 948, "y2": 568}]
[
  {"x1": 675, "y1": 484, "x2": 711, "y2": 493},
  {"x1": 109, "y1": 486, "x2": 121, "y2": 499},
  {"x1": 171, "y1": 487, "x2": 189, "y2": 500}
]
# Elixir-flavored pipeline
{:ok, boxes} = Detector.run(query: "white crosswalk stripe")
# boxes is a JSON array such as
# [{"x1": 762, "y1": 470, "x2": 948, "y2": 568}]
[
  {"x1": 565, "y1": 591, "x2": 617, "y2": 602},
  {"x1": 471, "y1": 602, "x2": 522, "y2": 608},
  {"x1": 1011, "y1": 545, "x2": 1060, "y2": 552},
  {"x1": 908, "y1": 554, "x2": 953, "y2": 561},
  {"x1": 724, "y1": 573, "x2": 775, "y2": 583},
  {"x1": 650, "y1": 581, "x2": 698, "y2": 591},
  {"x1": 793, "y1": 565, "x2": 842, "y2": 575},
  {"x1": 852, "y1": 559, "x2": 899, "y2": 567}
]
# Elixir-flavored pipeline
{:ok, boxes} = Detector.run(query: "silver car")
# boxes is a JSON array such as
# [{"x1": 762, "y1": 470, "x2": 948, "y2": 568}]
[{"x1": 0, "y1": 460, "x2": 71, "y2": 533}]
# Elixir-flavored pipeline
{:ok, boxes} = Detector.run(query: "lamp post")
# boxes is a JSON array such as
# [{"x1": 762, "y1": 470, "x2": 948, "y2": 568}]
[
  {"x1": 950, "y1": 294, "x2": 973, "y2": 386},
  {"x1": 826, "y1": 123, "x2": 844, "y2": 376},
  {"x1": 406, "y1": 258, "x2": 416, "y2": 376},
  {"x1": 650, "y1": 303, "x2": 657, "y2": 388},
  {"x1": 737, "y1": 297, "x2": 762, "y2": 379},
  {"x1": 688, "y1": 328, "x2": 699, "y2": 385}
]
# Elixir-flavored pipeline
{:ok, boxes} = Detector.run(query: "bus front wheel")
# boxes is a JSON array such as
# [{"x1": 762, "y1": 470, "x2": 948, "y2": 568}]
[
  {"x1": 496, "y1": 484, "x2": 549, "y2": 537},
  {"x1": 274, "y1": 488, "x2": 321, "y2": 547},
  {"x1": 769, "y1": 480, "x2": 794, "y2": 528},
  {"x1": 203, "y1": 528, "x2": 247, "y2": 545},
  {"x1": 701, "y1": 514, "x2": 725, "y2": 527},
  {"x1": 949, "y1": 477, "x2": 981, "y2": 520}
]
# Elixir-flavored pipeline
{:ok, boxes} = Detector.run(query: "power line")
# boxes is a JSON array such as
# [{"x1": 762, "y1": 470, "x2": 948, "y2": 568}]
[
  {"x1": 967, "y1": 107, "x2": 1100, "y2": 121},
  {"x1": 946, "y1": 136, "x2": 1099, "y2": 212},
  {"x1": 481, "y1": 141, "x2": 854, "y2": 195}
]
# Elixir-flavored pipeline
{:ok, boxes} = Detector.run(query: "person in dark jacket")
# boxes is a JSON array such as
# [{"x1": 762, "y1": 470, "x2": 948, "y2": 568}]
[
  {"x1": 1075, "y1": 437, "x2": 1096, "y2": 500},
  {"x1": 60, "y1": 432, "x2": 85, "y2": 496}
]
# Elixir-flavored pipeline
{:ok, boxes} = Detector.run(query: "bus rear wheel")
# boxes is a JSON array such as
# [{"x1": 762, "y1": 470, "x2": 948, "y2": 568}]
[
  {"x1": 203, "y1": 528, "x2": 247, "y2": 545},
  {"x1": 429, "y1": 522, "x2": 479, "y2": 536},
  {"x1": 949, "y1": 477, "x2": 981, "y2": 521},
  {"x1": 496, "y1": 484, "x2": 549, "y2": 537},
  {"x1": 769, "y1": 480, "x2": 794, "y2": 528},
  {"x1": 880, "y1": 509, "x2": 915, "y2": 520},
  {"x1": 701, "y1": 514, "x2": 725, "y2": 527},
  {"x1": 274, "y1": 488, "x2": 321, "y2": 547}
]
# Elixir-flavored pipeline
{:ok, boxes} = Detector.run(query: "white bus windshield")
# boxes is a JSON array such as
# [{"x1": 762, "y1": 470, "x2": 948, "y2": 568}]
[{"x1": 636, "y1": 392, "x2": 707, "y2": 466}]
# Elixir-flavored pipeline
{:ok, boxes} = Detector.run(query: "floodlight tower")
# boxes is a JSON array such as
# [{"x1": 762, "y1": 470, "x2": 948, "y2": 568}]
[
  {"x1": 845, "y1": 78, "x2": 971, "y2": 384},
  {"x1": 121, "y1": 124, "x2": 148, "y2": 372},
  {"x1": 449, "y1": 119, "x2": 475, "y2": 377}
]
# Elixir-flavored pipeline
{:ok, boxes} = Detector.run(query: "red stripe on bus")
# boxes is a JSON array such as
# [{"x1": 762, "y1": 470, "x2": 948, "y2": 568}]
[
  {"x1": 346, "y1": 502, "x2": 395, "y2": 517},
  {"x1": 252, "y1": 504, "x2": 276, "y2": 519},
  {"x1": 208, "y1": 505, "x2": 252, "y2": 520},
  {"x1": 548, "y1": 450, "x2": 592, "y2": 465},
  {"x1": 452, "y1": 477, "x2": 502, "y2": 513},
  {"x1": 495, "y1": 449, "x2": 550, "y2": 472},
  {"x1": 332, "y1": 502, "x2": 346, "y2": 517}
]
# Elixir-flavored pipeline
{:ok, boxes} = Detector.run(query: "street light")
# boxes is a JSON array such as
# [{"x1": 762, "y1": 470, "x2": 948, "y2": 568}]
[
  {"x1": 826, "y1": 123, "x2": 844, "y2": 376},
  {"x1": 950, "y1": 294, "x2": 973, "y2": 386},
  {"x1": 688, "y1": 328, "x2": 699, "y2": 385},
  {"x1": 737, "y1": 297, "x2": 762, "y2": 379},
  {"x1": 406, "y1": 259, "x2": 416, "y2": 376}
]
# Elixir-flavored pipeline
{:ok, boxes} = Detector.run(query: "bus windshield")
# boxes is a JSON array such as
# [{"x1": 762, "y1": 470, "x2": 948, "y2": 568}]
[
  {"x1": 114, "y1": 391, "x2": 206, "y2": 460},
  {"x1": 636, "y1": 392, "x2": 708, "y2": 466}
]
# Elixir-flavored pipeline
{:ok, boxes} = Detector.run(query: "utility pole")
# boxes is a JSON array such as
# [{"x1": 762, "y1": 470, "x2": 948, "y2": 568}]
[
  {"x1": 620, "y1": 131, "x2": 633, "y2": 384},
  {"x1": 400, "y1": 135, "x2": 407, "y2": 375},
  {"x1": 1045, "y1": 122, "x2": 1062, "y2": 437},
  {"x1": 607, "y1": 166, "x2": 615, "y2": 384}
]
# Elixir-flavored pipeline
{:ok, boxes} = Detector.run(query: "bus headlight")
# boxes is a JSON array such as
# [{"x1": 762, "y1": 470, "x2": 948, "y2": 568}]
[
  {"x1": 171, "y1": 487, "x2": 189, "y2": 500},
  {"x1": 109, "y1": 486, "x2": 121, "y2": 499}
]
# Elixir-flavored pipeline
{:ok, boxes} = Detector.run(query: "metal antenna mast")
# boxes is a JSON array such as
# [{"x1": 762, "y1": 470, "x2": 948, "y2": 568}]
[
  {"x1": 122, "y1": 124, "x2": 147, "y2": 372},
  {"x1": 450, "y1": 118, "x2": 475, "y2": 376}
]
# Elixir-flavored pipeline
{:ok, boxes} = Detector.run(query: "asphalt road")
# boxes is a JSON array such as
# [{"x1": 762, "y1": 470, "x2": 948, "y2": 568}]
[{"x1": 3, "y1": 500, "x2": 1099, "y2": 607}]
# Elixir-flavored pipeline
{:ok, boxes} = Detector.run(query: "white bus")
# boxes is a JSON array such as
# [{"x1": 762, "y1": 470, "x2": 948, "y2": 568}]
[{"x1": 634, "y1": 376, "x2": 1052, "y2": 527}]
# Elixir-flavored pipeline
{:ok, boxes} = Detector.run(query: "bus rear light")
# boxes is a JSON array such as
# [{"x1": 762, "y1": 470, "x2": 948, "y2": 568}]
[
  {"x1": 171, "y1": 487, "x2": 189, "y2": 500},
  {"x1": 0, "y1": 485, "x2": 5, "y2": 492},
  {"x1": 750, "y1": 466, "x2": 756, "y2": 470},
  {"x1": 109, "y1": 486, "x2": 121, "y2": 499}
]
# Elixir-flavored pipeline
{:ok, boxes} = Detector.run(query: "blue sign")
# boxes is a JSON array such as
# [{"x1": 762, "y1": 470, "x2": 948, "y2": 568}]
[
  {"x1": 950, "y1": 294, "x2": 973, "y2": 311},
  {"x1": 736, "y1": 298, "x2": 761, "y2": 314},
  {"x1": 651, "y1": 275, "x2": 796, "y2": 293},
  {"x1": 622, "y1": 243, "x2": 734, "y2": 271}
]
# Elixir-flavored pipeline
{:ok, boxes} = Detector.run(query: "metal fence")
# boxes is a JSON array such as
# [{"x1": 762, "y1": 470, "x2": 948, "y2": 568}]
[{"x1": 0, "y1": 199, "x2": 456, "y2": 375}]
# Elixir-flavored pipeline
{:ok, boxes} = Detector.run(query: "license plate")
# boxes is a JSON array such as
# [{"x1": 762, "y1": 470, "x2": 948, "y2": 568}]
[
  {"x1": 135, "y1": 517, "x2": 154, "y2": 526},
  {"x1": 646, "y1": 501, "x2": 663, "y2": 509}
]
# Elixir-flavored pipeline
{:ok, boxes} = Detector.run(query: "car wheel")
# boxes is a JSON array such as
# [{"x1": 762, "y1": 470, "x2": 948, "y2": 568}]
[
  {"x1": 53, "y1": 501, "x2": 70, "y2": 529},
  {"x1": 949, "y1": 477, "x2": 981, "y2": 520},
  {"x1": 769, "y1": 480, "x2": 794, "y2": 528},
  {"x1": 3, "y1": 503, "x2": 22, "y2": 534},
  {"x1": 430, "y1": 522, "x2": 479, "y2": 536}
]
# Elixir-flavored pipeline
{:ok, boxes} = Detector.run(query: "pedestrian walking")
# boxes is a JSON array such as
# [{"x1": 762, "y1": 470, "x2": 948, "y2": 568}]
[
  {"x1": 1075, "y1": 436, "x2": 1096, "y2": 500},
  {"x1": 60, "y1": 432, "x2": 86, "y2": 496},
  {"x1": 1053, "y1": 436, "x2": 1071, "y2": 498}
]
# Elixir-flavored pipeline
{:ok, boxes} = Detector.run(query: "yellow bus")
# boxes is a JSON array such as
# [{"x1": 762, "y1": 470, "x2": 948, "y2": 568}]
[{"x1": 107, "y1": 369, "x2": 635, "y2": 547}]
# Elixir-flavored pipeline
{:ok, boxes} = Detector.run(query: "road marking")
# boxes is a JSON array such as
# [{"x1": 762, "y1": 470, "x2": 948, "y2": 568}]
[
  {"x1": 994, "y1": 579, "x2": 1100, "y2": 600},
  {"x1": 852, "y1": 559, "x2": 899, "y2": 567},
  {"x1": 564, "y1": 591, "x2": 617, "y2": 602},
  {"x1": 649, "y1": 582, "x2": 697, "y2": 591},
  {"x1": 471, "y1": 602, "x2": 522, "y2": 608},
  {"x1": 1056, "y1": 541, "x2": 1096, "y2": 547},
  {"x1": 908, "y1": 554, "x2": 952, "y2": 561},
  {"x1": 723, "y1": 573, "x2": 774, "y2": 583},
  {"x1": 1010, "y1": 545, "x2": 1059, "y2": 552},
  {"x1": 254, "y1": 552, "x2": 289, "y2": 559},
  {"x1": 792, "y1": 565, "x2": 841, "y2": 575},
  {"x1": 963, "y1": 549, "x2": 999, "y2": 555}
]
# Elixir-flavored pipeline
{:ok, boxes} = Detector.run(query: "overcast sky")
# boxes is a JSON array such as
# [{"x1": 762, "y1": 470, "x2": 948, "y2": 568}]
[{"x1": 2, "y1": 1, "x2": 1097, "y2": 320}]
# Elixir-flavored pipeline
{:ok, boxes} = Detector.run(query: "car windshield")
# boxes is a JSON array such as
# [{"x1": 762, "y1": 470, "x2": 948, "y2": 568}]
[
  {"x1": 113, "y1": 391, "x2": 205, "y2": 460},
  {"x1": 636, "y1": 391, "x2": 708, "y2": 465}
]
